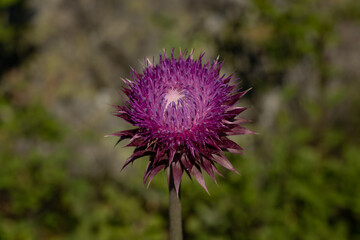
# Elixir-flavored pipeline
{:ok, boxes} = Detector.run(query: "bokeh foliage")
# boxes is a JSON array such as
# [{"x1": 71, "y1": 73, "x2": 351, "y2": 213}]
[
  {"x1": 0, "y1": 0, "x2": 33, "y2": 77},
  {"x1": 1, "y1": 0, "x2": 360, "y2": 239}
]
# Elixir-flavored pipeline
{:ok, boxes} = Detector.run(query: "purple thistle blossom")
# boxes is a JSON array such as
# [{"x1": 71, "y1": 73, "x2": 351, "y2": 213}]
[{"x1": 110, "y1": 50, "x2": 254, "y2": 194}]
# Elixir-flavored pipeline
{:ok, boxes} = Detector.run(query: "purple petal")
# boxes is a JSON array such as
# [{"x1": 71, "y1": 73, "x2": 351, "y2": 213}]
[
  {"x1": 181, "y1": 154, "x2": 193, "y2": 179},
  {"x1": 113, "y1": 112, "x2": 132, "y2": 123},
  {"x1": 226, "y1": 126, "x2": 256, "y2": 136},
  {"x1": 212, "y1": 165, "x2": 223, "y2": 177},
  {"x1": 222, "y1": 118, "x2": 250, "y2": 125},
  {"x1": 191, "y1": 166, "x2": 209, "y2": 193},
  {"x1": 172, "y1": 161, "x2": 183, "y2": 195},
  {"x1": 154, "y1": 148, "x2": 166, "y2": 163},
  {"x1": 144, "y1": 163, "x2": 166, "y2": 187},
  {"x1": 218, "y1": 137, "x2": 244, "y2": 154},
  {"x1": 125, "y1": 137, "x2": 146, "y2": 147},
  {"x1": 109, "y1": 129, "x2": 137, "y2": 137},
  {"x1": 201, "y1": 157, "x2": 217, "y2": 183},
  {"x1": 168, "y1": 150, "x2": 176, "y2": 165},
  {"x1": 225, "y1": 106, "x2": 247, "y2": 116},
  {"x1": 212, "y1": 153, "x2": 239, "y2": 174},
  {"x1": 122, "y1": 148, "x2": 152, "y2": 170}
]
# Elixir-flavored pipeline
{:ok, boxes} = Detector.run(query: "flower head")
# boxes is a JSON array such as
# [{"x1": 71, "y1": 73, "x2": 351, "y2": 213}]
[{"x1": 111, "y1": 50, "x2": 253, "y2": 194}]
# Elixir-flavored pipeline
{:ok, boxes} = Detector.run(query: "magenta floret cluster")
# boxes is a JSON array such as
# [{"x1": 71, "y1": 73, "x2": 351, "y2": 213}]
[{"x1": 111, "y1": 50, "x2": 253, "y2": 194}]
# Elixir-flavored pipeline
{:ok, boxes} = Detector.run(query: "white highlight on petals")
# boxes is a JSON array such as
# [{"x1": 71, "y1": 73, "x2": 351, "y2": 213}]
[{"x1": 164, "y1": 89, "x2": 184, "y2": 109}]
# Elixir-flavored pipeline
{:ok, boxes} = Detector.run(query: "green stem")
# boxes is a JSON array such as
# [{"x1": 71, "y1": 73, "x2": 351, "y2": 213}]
[{"x1": 169, "y1": 179, "x2": 183, "y2": 240}]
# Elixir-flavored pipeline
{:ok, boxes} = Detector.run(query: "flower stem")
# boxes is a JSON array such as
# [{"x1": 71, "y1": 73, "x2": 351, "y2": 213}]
[{"x1": 169, "y1": 179, "x2": 183, "y2": 240}]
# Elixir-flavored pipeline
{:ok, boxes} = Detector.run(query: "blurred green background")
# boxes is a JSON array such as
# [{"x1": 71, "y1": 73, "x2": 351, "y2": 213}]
[{"x1": 1, "y1": 0, "x2": 360, "y2": 239}]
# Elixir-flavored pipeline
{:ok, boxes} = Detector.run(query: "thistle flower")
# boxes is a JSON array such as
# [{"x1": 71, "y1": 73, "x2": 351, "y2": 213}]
[{"x1": 111, "y1": 50, "x2": 253, "y2": 194}]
